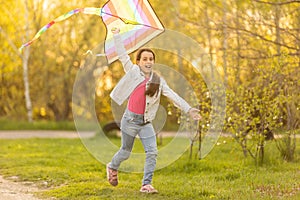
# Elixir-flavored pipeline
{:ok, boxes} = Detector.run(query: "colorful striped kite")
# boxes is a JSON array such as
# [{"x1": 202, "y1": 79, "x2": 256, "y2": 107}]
[
  {"x1": 101, "y1": 0, "x2": 164, "y2": 63},
  {"x1": 19, "y1": 0, "x2": 164, "y2": 64}
]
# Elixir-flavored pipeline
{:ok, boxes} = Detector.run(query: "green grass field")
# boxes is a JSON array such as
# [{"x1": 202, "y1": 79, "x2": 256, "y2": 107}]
[{"x1": 0, "y1": 136, "x2": 299, "y2": 200}]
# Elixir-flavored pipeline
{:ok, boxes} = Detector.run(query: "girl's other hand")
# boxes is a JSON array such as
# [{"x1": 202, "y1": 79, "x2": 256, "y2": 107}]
[
  {"x1": 189, "y1": 108, "x2": 201, "y2": 121},
  {"x1": 111, "y1": 27, "x2": 120, "y2": 34}
]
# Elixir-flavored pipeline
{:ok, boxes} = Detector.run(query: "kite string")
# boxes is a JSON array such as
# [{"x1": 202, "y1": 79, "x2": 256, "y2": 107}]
[
  {"x1": 19, "y1": 7, "x2": 101, "y2": 52},
  {"x1": 83, "y1": 50, "x2": 105, "y2": 57}
]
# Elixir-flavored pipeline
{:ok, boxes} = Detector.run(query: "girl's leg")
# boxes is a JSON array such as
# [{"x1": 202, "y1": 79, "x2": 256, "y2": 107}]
[
  {"x1": 139, "y1": 124, "x2": 158, "y2": 185},
  {"x1": 109, "y1": 131, "x2": 135, "y2": 170}
]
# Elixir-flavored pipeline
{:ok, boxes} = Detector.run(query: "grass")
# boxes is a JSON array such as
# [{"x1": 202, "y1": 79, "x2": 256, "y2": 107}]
[{"x1": 0, "y1": 136, "x2": 299, "y2": 200}]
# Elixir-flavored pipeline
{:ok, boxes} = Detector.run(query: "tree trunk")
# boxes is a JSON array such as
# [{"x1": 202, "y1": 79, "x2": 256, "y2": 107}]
[
  {"x1": 234, "y1": 0, "x2": 241, "y2": 84},
  {"x1": 298, "y1": 5, "x2": 300, "y2": 68},
  {"x1": 22, "y1": 0, "x2": 33, "y2": 122},
  {"x1": 274, "y1": 0, "x2": 281, "y2": 60},
  {"x1": 258, "y1": 143, "x2": 264, "y2": 166},
  {"x1": 204, "y1": 5, "x2": 215, "y2": 80},
  {"x1": 189, "y1": 141, "x2": 193, "y2": 160},
  {"x1": 22, "y1": 47, "x2": 33, "y2": 122},
  {"x1": 222, "y1": 0, "x2": 228, "y2": 86},
  {"x1": 241, "y1": 138, "x2": 248, "y2": 157}
]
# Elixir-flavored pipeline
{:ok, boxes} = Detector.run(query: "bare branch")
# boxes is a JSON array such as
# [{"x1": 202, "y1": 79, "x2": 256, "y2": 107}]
[
  {"x1": 175, "y1": 13, "x2": 300, "y2": 51},
  {"x1": 253, "y1": 0, "x2": 300, "y2": 5},
  {"x1": 0, "y1": 26, "x2": 22, "y2": 59},
  {"x1": 238, "y1": 52, "x2": 293, "y2": 60},
  {"x1": 227, "y1": 25, "x2": 299, "y2": 51}
]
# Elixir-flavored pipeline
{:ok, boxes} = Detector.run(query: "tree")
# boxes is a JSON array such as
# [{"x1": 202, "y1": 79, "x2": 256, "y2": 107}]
[
  {"x1": 0, "y1": 0, "x2": 36, "y2": 122},
  {"x1": 172, "y1": 0, "x2": 299, "y2": 164}
]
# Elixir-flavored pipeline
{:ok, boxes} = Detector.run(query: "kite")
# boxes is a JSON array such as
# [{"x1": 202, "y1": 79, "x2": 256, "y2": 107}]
[{"x1": 19, "y1": 0, "x2": 164, "y2": 64}]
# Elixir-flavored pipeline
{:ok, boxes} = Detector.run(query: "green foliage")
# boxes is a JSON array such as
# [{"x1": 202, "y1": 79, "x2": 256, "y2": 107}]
[
  {"x1": 0, "y1": 137, "x2": 299, "y2": 199},
  {"x1": 225, "y1": 50, "x2": 300, "y2": 164}
]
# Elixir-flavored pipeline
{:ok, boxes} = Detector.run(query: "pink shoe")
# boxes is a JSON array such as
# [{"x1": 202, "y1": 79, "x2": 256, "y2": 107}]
[
  {"x1": 106, "y1": 164, "x2": 118, "y2": 186},
  {"x1": 140, "y1": 184, "x2": 158, "y2": 193}
]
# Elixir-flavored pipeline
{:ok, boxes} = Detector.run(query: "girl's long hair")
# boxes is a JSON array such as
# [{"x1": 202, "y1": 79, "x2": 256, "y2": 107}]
[{"x1": 136, "y1": 48, "x2": 160, "y2": 97}]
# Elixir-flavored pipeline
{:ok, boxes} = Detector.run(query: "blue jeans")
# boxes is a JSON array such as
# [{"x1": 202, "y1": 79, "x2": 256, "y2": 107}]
[{"x1": 109, "y1": 109, "x2": 158, "y2": 185}]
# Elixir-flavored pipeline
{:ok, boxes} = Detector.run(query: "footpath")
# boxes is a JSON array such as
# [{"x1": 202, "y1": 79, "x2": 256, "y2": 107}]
[
  {"x1": 0, "y1": 175, "x2": 43, "y2": 200},
  {"x1": 0, "y1": 130, "x2": 95, "y2": 139}
]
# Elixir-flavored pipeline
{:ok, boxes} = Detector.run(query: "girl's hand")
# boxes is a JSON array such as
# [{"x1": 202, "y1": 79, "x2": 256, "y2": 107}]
[
  {"x1": 111, "y1": 27, "x2": 120, "y2": 34},
  {"x1": 188, "y1": 108, "x2": 201, "y2": 121}
]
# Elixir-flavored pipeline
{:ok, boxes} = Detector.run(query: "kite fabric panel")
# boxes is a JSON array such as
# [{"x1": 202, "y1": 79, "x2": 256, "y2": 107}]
[
  {"x1": 19, "y1": 0, "x2": 164, "y2": 64},
  {"x1": 101, "y1": 0, "x2": 164, "y2": 63}
]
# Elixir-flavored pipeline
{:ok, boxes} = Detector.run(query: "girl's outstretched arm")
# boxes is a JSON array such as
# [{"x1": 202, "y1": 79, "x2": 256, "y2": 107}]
[
  {"x1": 112, "y1": 28, "x2": 134, "y2": 73},
  {"x1": 161, "y1": 78, "x2": 201, "y2": 121}
]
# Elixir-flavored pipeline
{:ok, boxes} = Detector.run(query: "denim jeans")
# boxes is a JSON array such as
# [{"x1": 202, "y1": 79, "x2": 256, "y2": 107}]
[{"x1": 109, "y1": 109, "x2": 158, "y2": 185}]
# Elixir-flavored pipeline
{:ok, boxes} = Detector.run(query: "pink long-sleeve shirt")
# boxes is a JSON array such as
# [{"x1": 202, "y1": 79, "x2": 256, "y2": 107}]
[{"x1": 127, "y1": 78, "x2": 150, "y2": 114}]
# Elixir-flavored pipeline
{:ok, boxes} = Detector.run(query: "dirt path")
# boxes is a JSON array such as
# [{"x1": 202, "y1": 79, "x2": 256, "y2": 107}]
[
  {"x1": 0, "y1": 175, "x2": 46, "y2": 200},
  {"x1": 0, "y1": 130, "x2": 95, "y2": 139}
]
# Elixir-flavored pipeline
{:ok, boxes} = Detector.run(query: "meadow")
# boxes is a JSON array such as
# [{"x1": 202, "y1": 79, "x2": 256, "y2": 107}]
[{"x1": 0, "y1": 135, "x2": 299, "y2": 200}]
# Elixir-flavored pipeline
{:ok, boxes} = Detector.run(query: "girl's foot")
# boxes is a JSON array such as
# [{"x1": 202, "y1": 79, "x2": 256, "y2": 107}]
[
  {"x1": 106, "y1": 164, "x2": 118, "y2": 186},
  {"x1": 140, "y1": 184, "x2": 158, "y2": 193}
]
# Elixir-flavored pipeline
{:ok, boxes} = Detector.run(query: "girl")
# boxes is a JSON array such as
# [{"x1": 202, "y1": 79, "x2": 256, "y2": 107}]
[{"x1": 107, "y1": 28, "x2": 201, "y2": 193}]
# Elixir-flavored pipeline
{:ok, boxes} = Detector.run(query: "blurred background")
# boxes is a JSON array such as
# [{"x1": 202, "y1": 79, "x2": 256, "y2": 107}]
[{"x1": 0, "y1": 0, "x2": 299, "y2": 146}]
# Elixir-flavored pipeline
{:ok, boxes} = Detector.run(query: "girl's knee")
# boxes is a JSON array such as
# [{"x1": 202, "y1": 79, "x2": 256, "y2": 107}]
[
  {"x1": 146, "y1": 149, "x2": 158, "y2": 157},
  {"x1": 119, "y1": 149, "x2": 131, "y2": 160}
]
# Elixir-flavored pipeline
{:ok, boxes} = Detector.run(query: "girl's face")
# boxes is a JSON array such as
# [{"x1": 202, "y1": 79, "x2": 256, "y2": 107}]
[{"x1": 137, "y1": 51, "x2": 155, "y2": 76}]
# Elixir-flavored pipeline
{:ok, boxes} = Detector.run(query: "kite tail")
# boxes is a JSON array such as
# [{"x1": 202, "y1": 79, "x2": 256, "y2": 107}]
[{"x1": 19, "y1": 7, "x2": 101, "y2": 52}]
